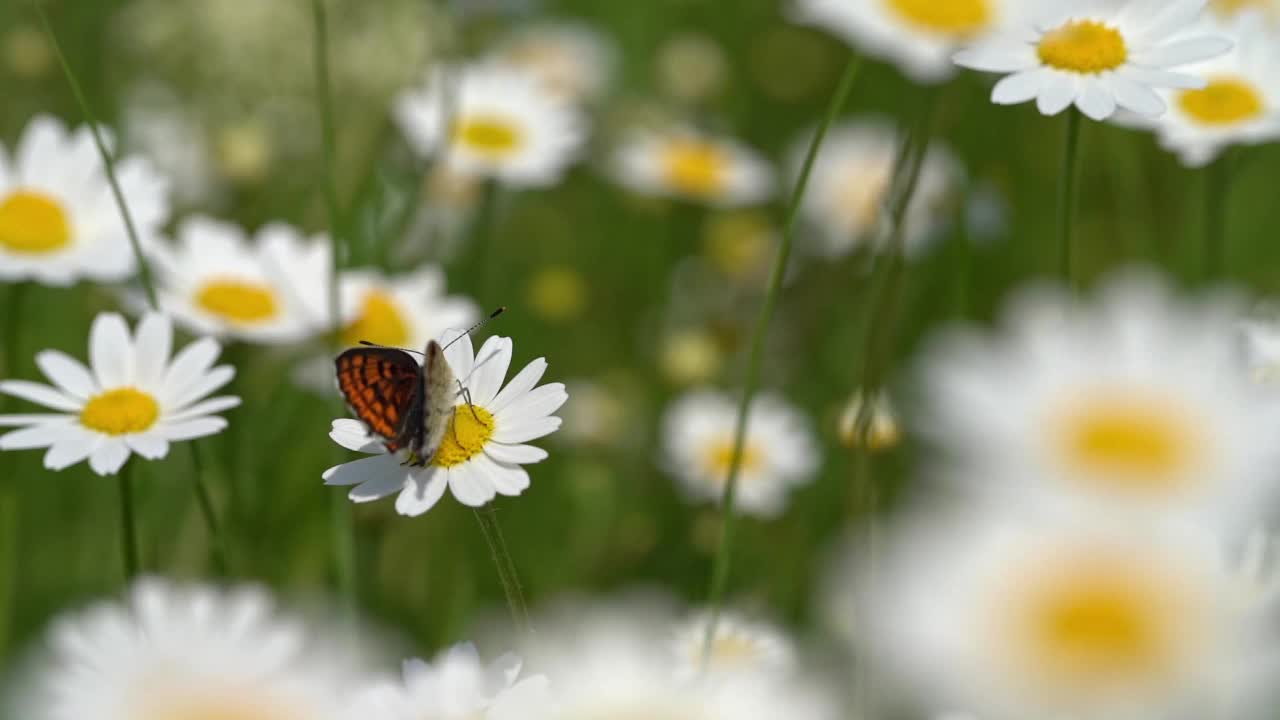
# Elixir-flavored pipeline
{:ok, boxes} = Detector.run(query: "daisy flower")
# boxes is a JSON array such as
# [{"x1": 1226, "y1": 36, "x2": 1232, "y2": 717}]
[
  {"x1": 148, "y1": 215, "x2": 349, "y2": 345},
  {"x1": 610, "y1": 126, "x2": 775, "y2": 207},
  {"x1": 345, "y1": 644, "x2": 551, "y2": 720},
  {"x1": 0, "y1": 114, "x2": 169, "y2": 286},
  {"x1": 790, "y1": 0, "x2": 1027, "y2": 84},
  {"x1": 394, "y1": 63, "x2": 586, "y2": 188},
  {"x1": 324, "y1": 330, "x2": 567, "y2": 516},
  {"x1": 919, "y1": 272, "x2": 1280, "y2": 528},
  {"x1": 336, "y1": 266, "x2": 479, "y2": 350},
  {"x1": 859, "y1": 510, "x2": 1268, "y2": 719},
  {"x1": 953, "y1": 0, "x2": 1234, "y2": 120},
  {"x1": 0, "y1": 312, "x2": 239, "y2": 476},
  {"x1": 1210, "y1": 0, "x2": 1280, "y2": 22},
  {"x1": 16, "y1": 578, "x2": 346, "y2": 720},
  {"x1": 661, "y1": 389, "x2": 819, "y2": 518},
  {"x1": 487, "y1": 22, "x2": 616, "y2": 103},
  {"x1": 795, "y1": 119, "x2": 960, "y2": 259},
  {"x1": 670, "y1": 610, "x2": 797, "y2": 681},
  {"x1": 1120, "y1": 13, "x2": 1280, "y2": 167}
]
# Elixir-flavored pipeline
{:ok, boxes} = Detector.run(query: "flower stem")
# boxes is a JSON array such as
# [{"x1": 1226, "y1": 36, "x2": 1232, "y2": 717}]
[
  {"x1": 1, "y1": 283, "x2": 28, "y2": 382},
  {"x1": 117, "y1": 463, "x2": 140, "y2": 580},
  {"x1": 473, "y1": 180, "x2": 502, "y2": 301},
  {"x1": 188, "y1": 443, "x2": 228, "y2": 575},
  {"x1": 1203, "y1": 154, "x2": 1231, "y2": 281},
  {"x1": 311, "y1": 0, "x2": 344, "y2": 333},
  {"x1": 31, "y1": 1, "x2": 158, "y2": 310},
  {"x1": 474, "y1": 506, "x2": 530, "y2": 633},
  {"x1": 701, "y1": 54, "x2": 863, "y2": 661},
  {"x1": 1057, "y1": 109, "x2": 1083, "y2": 289}
]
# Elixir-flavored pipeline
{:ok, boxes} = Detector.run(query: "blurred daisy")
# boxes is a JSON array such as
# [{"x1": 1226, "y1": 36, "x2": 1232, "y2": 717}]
[
  {"x1": 557, "y1": 379, "x2": 626, "y2": 448},
  {"x1": 795, "y1": 119, "x2": 960, "y2": 259},
  {"x1": 662, "y1": 390, "x2": 819, "y2": 517},
  {"x1": 655, "y1": 33, "x2": 730, "y2": 103},
  {"x1": 0, "y1": 114, "x2": 169, "y2": 286},
  {"x1": 324, "y1": 331, "x2": 567, "y2": 516},
  {"x1": 19, "y1": 578, "x2": 344, "y2": 720},
  {"x1": 611, "y1": 127, "x2": 775, "y2": 207},
  {"x1": 1210, "y1": 0, "x2": 1280, "y2": 21},
  {"x1": 149, "y1": 216, "x2": 346, "y2": 345},
  {"x1": 837, "y1": 389, "x2": 902, "y2": 451},
  {"x1": 670, "y1": 610, "x2": 797, "y2": 680},
  {"x1": 0, "y1": 312, "x2": 238, "y2": 476},
  {"x1": 122, "y1": 84, "x2": 219, "y2": 207},
  {"x1": 1237, "y1": 301, "x2": 1280, "y2": 383},
  {"x1": 395, "y1": 64, "x2": 586, "y2": 188},
  {"x1": 345, "y1": 644, "x2": 551, "y2": 720},
  {"x1": 488, "y1": 22, "x2": 616, "y2": 102},
  {"x1": 791, "y1": 0, "x2": 1025, "y2": 84},
  {"x1": 920, "y1": 272, "x2": 1280, "y2": 528},
  {"x1": 337, "y1": 266, "x2": 479, "y2": 350},
  {"x1": 1121, "y1": 13, "x2": 1280, "y2": 167},
  {"x1": 954, "y1": 0, "x2": 1234, "y2": 120},
  {"x1": 1227, "y1": 526, "x2": 1280, "y2": 614}
]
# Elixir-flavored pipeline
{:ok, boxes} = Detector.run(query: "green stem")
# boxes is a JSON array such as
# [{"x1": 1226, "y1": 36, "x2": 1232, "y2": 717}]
[
  {"x1": 1203, "y1": 155, "x2": 1230, "y2": 282},
  {"x1": 701, "y1": 54, "x2": 863, "y2": 661},
  {"x1": 188, "y1": 443, "x2": 228, "y2": 575},
  {"x1": 474, "y1": 506, "x2": 530, "y2": 633},
  {"x1": 2, "y1": 283, "x2": 28, "y2": 382},
  {"x1": 31, "y1": 1, "x2": 157, "y2": 309},
  {"x1": 118, "y1": 463, "x2": 139, "y2": 580},
  {"x1": 473, "y1": 180, "x2": 502, "y2": 300},
  {"x1": 1057, "y1": 109, "x2": 1083, "y2": 288},
  {"x1": 312, "y1": 0, "x2": 343, "y2": 332}
]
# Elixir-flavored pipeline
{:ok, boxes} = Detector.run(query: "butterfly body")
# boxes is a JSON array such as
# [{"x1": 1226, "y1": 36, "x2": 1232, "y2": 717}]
[{"x1": 335, "y1": 340, "x2": 457, "y2": 466}]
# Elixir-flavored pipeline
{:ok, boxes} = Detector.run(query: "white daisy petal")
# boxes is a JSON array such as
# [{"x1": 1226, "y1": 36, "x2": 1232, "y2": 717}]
[
  {"x1": 395, "y1": 470, "x2": 449, "y2": 516},
  {"x1": 0, "y1": 423, "x2": 68, "y2": 450},
  {"x1": 992, "y1": 70, "x2": 1045, "y2": 105},
  {"x1": 442, "y1": 330, "x2": 475, "y2": 381},
  {"x1": 133, "y1": 312, "x2": 173, "y2": 389},
  {"x1": 0, "y1": 414, "x2": 73, "y2": 426},
  {"x1": 126, "y1": 434, "x2": 170, "y2": 460},
  {"x1": 169, "y1": 366, "x2": 236, "y2": 409},
  {"x1": 475, "y1": 454, "x2": 530, "y2": 496},
  {"x1": 163, "y1": 337, "x2": 222, "y2": 396},
  {"x1": 492, "y1": 416, "x2": 563, "y2": 445},
  {"x1": 35, "y1": 350, "x2": 98, "y2": 399},
  {"x1": 164, "y1": 396, "x2": 241, "y2": 423},
  {"x1": 158, "y1": 417, "x2": 227, "y2": 441},
  {"x1": 90, "y1": 313, "x2": 133, "y2": 388},
  {"x1": 1105, "y1": 74, "x2": 1168, "y2": 116},
  {"x1": 448, "y1": 463, "x2": 495, "y2": 507},
  {"x1": 469, "y1": 337, "x2": 513, "y2": 407},
  {"x1": 495, "y1": 383, "x2": 568, "y2": 423},
  {"x1": 489, "y1": 359, "x2": 548, "y2": 413},
  {"x1": 0, "y1": 380, "x2": 83, "y2": 412},
  {"x1": 1037, "y1": 73, "x2": 1077, "y2": 116},
  {"x1": 1076, "y1": 78, "x2": 1118, "y2": 121},
  {"x1": 329, "y1": 419, "x2": 387, "y2": 455},
  {"x1": 483, "y1": 442, "x2": 549, "y2": 464},
  {"x1": 44, "y1": 430, "x2": 103, "y2": 470},
  {"x1": 955, "y1": 44, "x2": 1036, "y2": 73},
  {"x1": 88, "y1": 439, "x2": 132, "y2": 475}
]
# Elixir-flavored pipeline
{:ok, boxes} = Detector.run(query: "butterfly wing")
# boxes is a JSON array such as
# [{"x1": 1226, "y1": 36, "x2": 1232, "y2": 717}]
[{"x1": 335, "y1": 348, "x2": 422, "y2": 452}]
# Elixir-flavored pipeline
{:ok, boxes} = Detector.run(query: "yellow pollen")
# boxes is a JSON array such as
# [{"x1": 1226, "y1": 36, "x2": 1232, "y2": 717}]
[
  {"x1": 663, "y1": 140, "x2": 730, "y2": 198},
  {"x1": 79, "y1": 388, "x2": 160, "y2": 435},
  {"x1": 0, "y1": 189, "x2": 72, "y2": 254},
  {"x1": 1177, "y1": 76, "x2": 1266, "y2": 126},
  {"x1": 1037, "y1": 20, "x2": 1128, "y2": 74},
  {"x1": 433, "y1": 405, "x2": 496, "y2": 467},
  {"x1": 1053, "y1": 392, "x2": 1201, "y2": 491},
  {"x1": 705, "y1": 439, "x2": 766, "y2": 481},
  {"x1": 885, "y1": 0, "x2": 992, "y2": 36},
  {"x1": 195, "y1": 279, "x2": 279, "y2": 325},
  {"x1": 341, "y1": 291, "x2": 410, "y2": 347},
  {"x1": 453, "y1": 115, "x2": 524, "y2": 158}
]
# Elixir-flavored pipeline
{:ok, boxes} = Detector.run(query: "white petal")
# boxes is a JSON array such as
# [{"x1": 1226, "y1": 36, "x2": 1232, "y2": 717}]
[
  {"x1": 953, "y1": 43, "x2": 1037, "y2": 73},
  {"x1": 474, "y1": 453, "x2": 530, "y2": 496},
  {"x1": 440, "y1": 329, "x2": 474, "y2": 379},
  {"x1": 157, "y1": 417, "x2": 227, "y2": 441},
  {"x1": 492, "y1": 416, "x2": 562, "y2": 444},
  {"x1": 35, "y1": 350, "x2": 98, "y2": 399},
  {"x1": 1122, "y1": 66, "x2": 1205, "y2": 90},
  {"x1": 992, "y1": 70, "x2": 1044, "y2": 105},
  {"x1": 395, "y1": 470, "x2": 449, "y2": 516},
  {"x1": 1107, "y1": 74, "x2": 1168, "y2": 116},
  {"x1": 351, "y1": 466, "x2": 413, "y2": 502},
  {"x1": 323, "y1": 453, "x2": 399, "y2": 486},
  {"x1": 495, "y1": 383, "x2": 567, "y2": 423},
  {"x1": 0, "y1": 380, "x2": 82, "y2": 412},
  {"x1": 489, "y1": 359, "x2": 548, "y2": 413},
  {"x1": 164, "y1": 395, "x2": 241, "y2": 423},
  {"x1": 1133, "y1": 37, "x2": 1233, "y2": 68},
  {"x1": 125, "y1": 433, "x2": 170, "y2": 460},
  {"x1": 90, "y1": 313, "x2": 133, "y2": 388},
  {"x1": 1132, "y1": 0, "x2": 1217, "y2": 43},
  {"x1": 133, "y1": 312, "x2": 173, "y2": 389},
  {"x1": 1037, "y1": 72, "x2": 1077, "y2": 116},
  {"x1": 89, "y1": 439, "x2": 131, "y2": 475},
  {"x1": 169, "y1": 366, "x2": 235, "y2": 409},
  {"x1": 0, "y1": 423, "x2": 68, "y2": 450},
  {"x1": 329, "y1": 419, "x2": 387, "y2": 454},
  {"x1": 0, "y1": 413, "x2": 73, "y2": 426},
  {"x1": 483, "y1": 442, "x2": 548, "y2": 464},
  {"x1": 44, "y1": 430, "x2": 102, "y2": 470},
  {"x1": 1075, "y1": 78, "x2": 1117, "y2": 120},
  {"x1": 448, "y1": 463, "x2": 495, "y2": 507},
  {"x1": 163, "y1": 337, "x2": 222, "y2": 398},
  {"x1": 467, "y1": 336, "x2": 512, "y2": 407}
]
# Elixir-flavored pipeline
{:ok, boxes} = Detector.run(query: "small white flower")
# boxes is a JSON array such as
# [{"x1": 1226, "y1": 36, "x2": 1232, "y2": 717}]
[
  {"x1": 395, "y1": 63, "x2": 586, "y2": 188},
  {"x1": 611, "y1": 126, "x2": 775, "y2": 207},
  {"x1": 148, "y1": 215, "x2": 349, "y2": 345},
  {"x1": 488, "y1": 22, "x2": 616, "y2": 102},
  {"x1": 1119, "y1": 13, "x2": 1280, "y2": 166},
  {"x1": 16, "y1": 578, "x2": 346, "y2": 720},
  {"x1": 335, "y1": 266, "x2": 480, "y2": 351},
  {"x1": 0, "y1": 114, "x2": 169, "y2": 286},
  {"x1": 662, "y1": 389, "x2": 819, "y2": 518},
  {"x1": 324, "y1": 331, "x2": 567, "y2": 516},
  {"x1": 345, "y1": 644, "x2": 551, "y2": 720},
  {"x1": 670, "y1": 610, "x2": 797, "y2": 681},
  {"x1": 794, "y1": 119, "x2": 960, "y2": 259},
  {"x1": 954, "y1": 0, "x2": 1234, "y2": 120},
  {"x1": 0, "y1": 312, "x2": 239, "y2": 476}
]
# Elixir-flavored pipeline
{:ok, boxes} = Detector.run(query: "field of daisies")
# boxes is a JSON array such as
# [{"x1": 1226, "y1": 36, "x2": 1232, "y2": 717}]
[{"x1": 4, "y1": 0, "x2": 1280, "y2": 717}]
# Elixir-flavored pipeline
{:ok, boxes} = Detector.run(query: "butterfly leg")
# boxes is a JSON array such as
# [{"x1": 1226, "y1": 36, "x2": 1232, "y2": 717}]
[{"x1": 457, "y1": 380, "x2": 482, "y2": 422}]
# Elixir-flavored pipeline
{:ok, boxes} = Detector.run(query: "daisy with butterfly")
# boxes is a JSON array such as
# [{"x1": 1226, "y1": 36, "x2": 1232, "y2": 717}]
[{"x1": 326, "y1": 311, "x2": 568, "y2": 516}]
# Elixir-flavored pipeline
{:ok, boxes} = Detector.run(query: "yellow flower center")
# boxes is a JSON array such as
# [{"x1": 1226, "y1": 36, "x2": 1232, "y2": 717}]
[
  {"x1": 1177, "y1": 76, "x2": 1266, "y2": 126},
  {"x1": 707, "y1": 633, "x2": 763, "y2": 669},
  {"x1": 663, "y1": 140, "x2": 730, "y2": 198},
  {"x1": 0, "y1": 189, "x2": 72, "y2": 254},
  {"x1": 432, "y1": 404, "x2": 496, "y2": 467},
  {"x1": 704, "y1": 439, "x2": 766, "y2": 481},
  {"x1": 1212, "y1": 0, "x2": 1278, "y2": 18},
  {"x1": 453, "y1": 115, "x2": 525, "y2": 158},
  {"x1": 194, "y1": 279, "x2": 280, "y2": 325},
  {"x1": 139, "y1": 687, "x2": 298, "y2": 720},
  {"x1": 1052, "y1": 392, "x2": 1202, "y2": 492},
  {"x1": 341, "y1": 291, "x2": 410, "y2": 347},
  {"x1": 79, "y1": 388, "x2": 160, "y2": 435},
  {"x1": 1037, "y1": 20, "x2": 1128, "y2": 74},
  {"x1": 885, "y1": 0, "x2": 992, "y2": 36}
]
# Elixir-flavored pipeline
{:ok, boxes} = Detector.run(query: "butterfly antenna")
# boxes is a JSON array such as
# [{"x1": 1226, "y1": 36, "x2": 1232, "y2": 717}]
[
  {"x1": 441, "y1": 306, "x2": 506, "y2": 351},
  {"x1": 357, "y1": 340, "x2": 426, "y2": 357}
]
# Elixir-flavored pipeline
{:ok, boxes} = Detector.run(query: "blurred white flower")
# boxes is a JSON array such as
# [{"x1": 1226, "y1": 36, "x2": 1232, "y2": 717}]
[
  {"x1": 395, "y1": 64, "x2": 586, "y2": 188},
  {"x1": 122, "y1": 85, "x2": 219, "y2": 206},
  {"x1": 0, "y1": 114, "x2": 169, "y2": 286},
  {"x1": 791, "y1": 0, "x2": 1027, "y2": 84},
  {"x1": 18, "y1": 578, "x2": 346, "y2": 720},
  {"x1": 324, "y1": 331, "x2": 566, "y2": 516},
  {"x1": 670, "y1": 610, "x2": 797, "y2": 681},
  {"x1": 837, "y1": 389, "x2": 902, "y2": 451},
  {"x1": 345, "y1": 644, "x2": 551, "y2": 720},
  {"x1": 662, "y1": 389, "x2": 819, "y2": 517},
  {"x1": 558, "y1": 378, "x2": 626, "y2": 448},
  {"x1": 1210, "y1": 0, "x2": 1280, "y2": 22},
  {"x1": 488, "y1": 22, "x2": 616, "y2": 102},
  {"x1": 611, "y1": 126, "x2": 775, "y2": 207},
  {"x1": 954, "y1": 0, "x2": 1233, "y2": 120},
  {"x1": 860, "y1": 511, "x2": 1269, "y2": 719},
  {"x1": 1236, "y1": 301, "x2": 1280, "y2": 383},
  {"x1": 920, "y1": 272, "x2": 1280, "y2": 529},
  {"x1": 655, "y1": 33, "x2": 730, "y2": 103},
  {"x1": 1118, "y1": 13, "x2": 1280, "y2": 167},
  {"x1": 0, "y1": 313, "x2": 238, "y2": 476},
  {"x1": 795, "y1": 119, "x2": 960, "y2": 259},
  {"x1": 336, "y1": 266, "x2": 480, "y2": 351},
  {"x1": 148, "y1": 216, "x2": 349, "y2": 345},
  {"x1": 1226, "y1": 526, "x2": 1280, "y2": 614}
]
